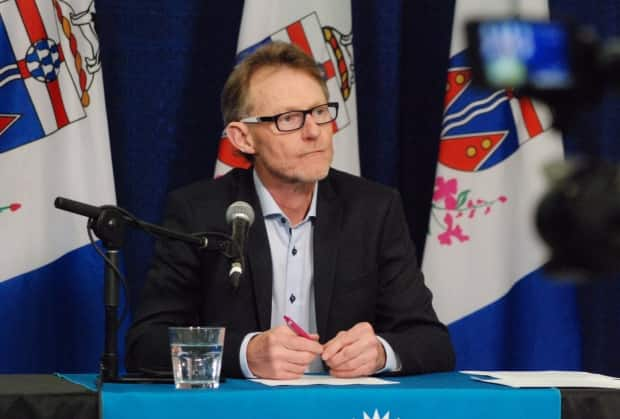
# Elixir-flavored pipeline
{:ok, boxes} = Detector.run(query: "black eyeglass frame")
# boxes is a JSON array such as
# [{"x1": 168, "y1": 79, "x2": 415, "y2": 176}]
[{"x1": 239, "y1": 102, "x2": 339, "y2": 132}]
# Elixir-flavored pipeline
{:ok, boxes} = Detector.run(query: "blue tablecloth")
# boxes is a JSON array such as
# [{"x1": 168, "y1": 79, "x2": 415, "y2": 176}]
[{"x1": 60, "y1": 372, "x2": 560, "y2": 419}]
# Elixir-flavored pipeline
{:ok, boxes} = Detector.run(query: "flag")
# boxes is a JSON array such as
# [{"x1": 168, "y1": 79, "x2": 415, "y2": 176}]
[
  {"x1": 422, "y1": 0, "x2": 581, "y2": 370},
  {"x1": 213, "y1": 0, "x2": 360, "y2": 177},
  {"x1": 0, "y1": 0, "x2": 116, "y2": 372}
]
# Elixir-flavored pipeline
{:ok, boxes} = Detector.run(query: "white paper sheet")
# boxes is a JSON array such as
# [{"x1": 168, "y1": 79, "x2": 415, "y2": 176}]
[
  {"x1": 251, "y1": 374, "x2": 399, "y2": 386},
  {"x1": 462, "y1": 370, "x2": 620, "y2": 388}
]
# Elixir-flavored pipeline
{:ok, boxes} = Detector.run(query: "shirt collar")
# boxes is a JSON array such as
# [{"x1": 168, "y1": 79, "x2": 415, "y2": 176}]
[{"x1": 253, "y1": 169, "x2": 318, "y2": 221}]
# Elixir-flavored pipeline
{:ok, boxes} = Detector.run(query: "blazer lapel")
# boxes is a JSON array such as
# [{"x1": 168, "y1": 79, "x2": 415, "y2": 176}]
[
  {"x1": 313, "y1": 173, "x2": 342, "y2": 339},
  {"x1": 237, "y1": 170, "x2": 272, "y2": 330}
]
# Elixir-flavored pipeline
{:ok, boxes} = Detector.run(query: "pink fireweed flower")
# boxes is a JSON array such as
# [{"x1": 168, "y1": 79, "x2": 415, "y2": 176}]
[
  {"x1": 438, "y1": 213, "x2": 470, "y2": 245},
  {"x1": 433, "y1": 176, "x2": 458, "y2": 210}
]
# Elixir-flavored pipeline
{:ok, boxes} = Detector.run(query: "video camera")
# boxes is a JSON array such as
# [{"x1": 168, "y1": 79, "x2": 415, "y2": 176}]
[{"x1": 466, "y1": 18, "x2": 620, "y2": 279}]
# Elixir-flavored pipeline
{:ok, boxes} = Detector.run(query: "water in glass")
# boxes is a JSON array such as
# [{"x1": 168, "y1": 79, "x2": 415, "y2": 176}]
[{"x1": 171, "y1": 343, "x2": 223, "y2": 389}]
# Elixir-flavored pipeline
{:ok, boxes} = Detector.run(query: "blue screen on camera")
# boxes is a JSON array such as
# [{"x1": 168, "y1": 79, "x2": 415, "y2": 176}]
[{"x1": 478, "y1": 20, "x2": 573, "y2": 89}]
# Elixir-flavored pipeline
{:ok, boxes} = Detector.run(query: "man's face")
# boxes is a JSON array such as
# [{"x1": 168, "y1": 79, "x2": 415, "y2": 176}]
[{"x1": 244, "y1": 65, "x2": 334, "y2": 186}]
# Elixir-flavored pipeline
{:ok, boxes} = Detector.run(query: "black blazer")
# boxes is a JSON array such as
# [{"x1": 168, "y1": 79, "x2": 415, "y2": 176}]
[{"x1": 125, "y1": 168, "x2": 455, "y2": 377}]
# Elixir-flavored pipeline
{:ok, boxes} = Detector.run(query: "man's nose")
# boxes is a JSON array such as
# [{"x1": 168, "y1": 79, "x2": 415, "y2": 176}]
[{"x1": 301, "y1": 113, "x2": 321, "y2": 139}]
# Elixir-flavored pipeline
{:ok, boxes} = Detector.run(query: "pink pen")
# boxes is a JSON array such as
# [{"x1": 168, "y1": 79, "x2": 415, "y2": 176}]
[{"x1": 283, "y1": 315, "x2": 312, "y2": 339}]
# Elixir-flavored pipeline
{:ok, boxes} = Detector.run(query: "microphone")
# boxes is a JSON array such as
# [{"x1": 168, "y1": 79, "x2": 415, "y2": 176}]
[
  {"x1": 225, "y1": 201, "x2": 255, "y2": 289},
  {"x1": 55, "y1": 196, "x2": 104, "y2": 219}
]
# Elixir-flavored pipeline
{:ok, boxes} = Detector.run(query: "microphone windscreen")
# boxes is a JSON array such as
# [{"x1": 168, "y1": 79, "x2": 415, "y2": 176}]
[{"x1": 225, "y1": 201, "x2": 255, "y2": 226}]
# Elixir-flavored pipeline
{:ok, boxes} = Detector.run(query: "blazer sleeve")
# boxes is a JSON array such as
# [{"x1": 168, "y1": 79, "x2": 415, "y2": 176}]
[
  {"x1": 375, "y1": 190, "x2": 456, "y2": 374},
  {"x1": 124, "y1": 190, "x2": 248, "y2": 378}
]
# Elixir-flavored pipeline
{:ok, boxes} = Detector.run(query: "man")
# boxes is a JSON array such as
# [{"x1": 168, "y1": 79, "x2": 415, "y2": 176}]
[{"x1": 126, "y1": 42, "x2": 455, "y2": 379}]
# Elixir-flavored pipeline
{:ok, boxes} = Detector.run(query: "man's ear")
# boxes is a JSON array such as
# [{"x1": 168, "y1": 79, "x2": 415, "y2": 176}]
[{"x1": 226, "y1": 122, "x2": 256, "y2": 155}]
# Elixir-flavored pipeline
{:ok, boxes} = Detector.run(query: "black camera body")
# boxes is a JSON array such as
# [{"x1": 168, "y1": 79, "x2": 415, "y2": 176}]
[{"x1": 536, "y1": 159, "x2": 620, "y2": 278}]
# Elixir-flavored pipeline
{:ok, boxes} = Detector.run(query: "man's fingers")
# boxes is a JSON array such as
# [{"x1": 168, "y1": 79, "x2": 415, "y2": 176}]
[
  {"x1": 322, "y1": 331, "x2": 350, "y2": 360},
  {"x1": 283, "y1": 361, "x2": 308, "y2": 375},
  {"x1": 274, "y1": 326, "x2": 323, "y2": 354},
  {"x1": 285, "y1": 335, "x2": 323, "y2": 355},
  {"x1": 247, "y1": 326, "x2": 323, "y2": 379},
  {"x1": 260, "y1": 334, "x2": 321, "y2": 365},
  {"x1": 329, "y1": 347, "x2": 378, "y2": 371},
  {"x1": 323, "y1": 322, "x2": 375, "y2": 360},
  {"x1": 323, "y1": 342, "x2": 363, "y2": 368},
  {"x1": 281, "y1": 346, "x2": 321, "y2": 366},
  {"x1": 322, "y1": 322, "x2": 386, "y2": 377}
]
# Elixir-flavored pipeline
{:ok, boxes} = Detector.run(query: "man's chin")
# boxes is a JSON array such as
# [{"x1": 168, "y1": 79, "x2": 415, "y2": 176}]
[
  {"x1": 276, "y1": 168, "x2": 328, "y2": 186},
  {"x1": 298, "y1": 164, "x2": 331, "y2": 183},
  {"x1": 259, "y1": 159, "x2": 332, "y2": 185}
]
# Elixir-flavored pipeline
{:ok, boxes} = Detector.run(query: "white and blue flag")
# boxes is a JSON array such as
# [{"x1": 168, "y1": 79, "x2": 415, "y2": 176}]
[{"x1": 0, "y1": 0, "x2": 115, "y2": 372}]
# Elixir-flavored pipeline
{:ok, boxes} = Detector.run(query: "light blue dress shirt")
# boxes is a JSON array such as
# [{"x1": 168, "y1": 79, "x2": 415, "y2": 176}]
[{"x1": 239, "y1": 170, "x2": 401, "y2": 377}]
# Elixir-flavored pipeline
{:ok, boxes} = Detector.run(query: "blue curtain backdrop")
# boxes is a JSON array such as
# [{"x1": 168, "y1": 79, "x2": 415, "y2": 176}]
[{"x1": 96, "y1": 0, "x2": 620, "y2": 376}]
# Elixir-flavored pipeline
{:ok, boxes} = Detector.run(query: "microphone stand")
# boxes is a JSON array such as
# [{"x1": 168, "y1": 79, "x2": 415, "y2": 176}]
[{"x1": 55, "y1": 197, "x2": 230, "y2": 383}]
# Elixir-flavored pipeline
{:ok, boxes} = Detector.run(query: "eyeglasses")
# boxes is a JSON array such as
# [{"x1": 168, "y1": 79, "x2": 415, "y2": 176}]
[{"x1": 240, "y1": 102, "x2": 339, "y2": 132}]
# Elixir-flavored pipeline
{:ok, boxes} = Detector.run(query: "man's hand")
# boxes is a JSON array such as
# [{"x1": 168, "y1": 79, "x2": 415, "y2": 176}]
[
  {"x1": 322, "y1": 322, "x2": 386, "y2": 378},
  {"x1": 246, "y1": 325, "x2": 323, "y2": 379}
]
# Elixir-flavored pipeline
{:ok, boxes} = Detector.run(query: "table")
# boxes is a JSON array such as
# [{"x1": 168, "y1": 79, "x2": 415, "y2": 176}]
[
  {"x1": 96, "y1": 372, "x2": 560, "y2": 419},
  {"x1": 1, "y1": 373, "x2": 619, "y2": 419}
]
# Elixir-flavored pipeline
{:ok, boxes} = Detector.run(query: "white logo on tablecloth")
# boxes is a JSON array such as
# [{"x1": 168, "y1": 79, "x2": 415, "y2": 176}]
[{"x1": 360, "y1": 409, "x2": 394, "y2": 419}]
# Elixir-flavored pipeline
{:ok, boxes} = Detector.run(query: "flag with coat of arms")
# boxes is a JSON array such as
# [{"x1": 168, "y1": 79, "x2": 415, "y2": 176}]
[
  {"x1": 422, "y1": 0, "x2": 581, "y2": 370},
  {"x1": 213, "y1": 0, "x2": 359, "y2": 177},
  {"x1": 0, "y1": 0, "x2": 115, "y2": 372}
]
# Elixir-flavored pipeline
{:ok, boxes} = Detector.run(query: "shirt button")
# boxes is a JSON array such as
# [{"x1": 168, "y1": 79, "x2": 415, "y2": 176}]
[
  {"x1": 292, "y1": 247, "x2": 297, "y2": 256},
  {"x1": 280, "y1": 217, "x2": 286, "y2": 224},
  {"x1": 289, "y1": 294, "x2": 296, "y2": 303}
]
